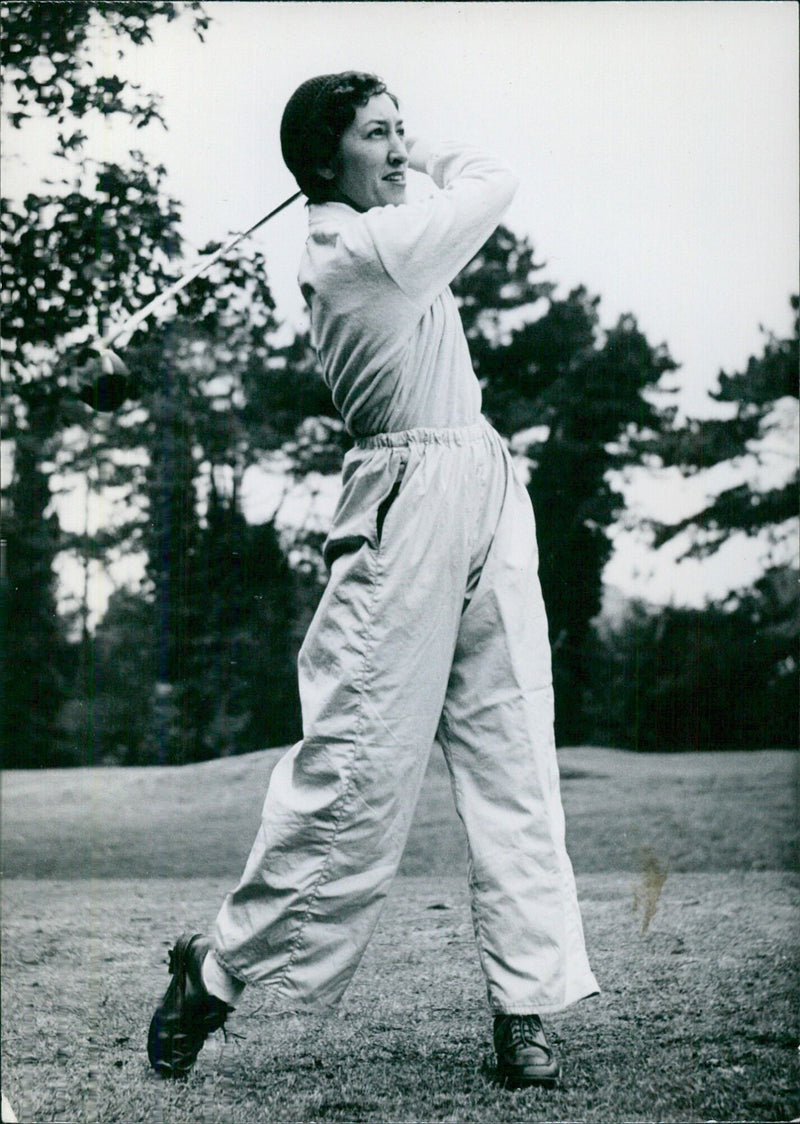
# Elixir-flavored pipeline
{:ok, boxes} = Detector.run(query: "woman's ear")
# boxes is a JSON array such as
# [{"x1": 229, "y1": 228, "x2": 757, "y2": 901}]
[{"x1": 316, "y1": 165, "x2": 336, "y2": 182}]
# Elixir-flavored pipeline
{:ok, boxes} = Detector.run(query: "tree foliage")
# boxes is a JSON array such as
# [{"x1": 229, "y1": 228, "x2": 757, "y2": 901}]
[
  {"x1": 0, "y1": 392, "x2": 70, "y2": 765},
  {"x1": 588, "y1": 566, "x2": 797, "y2": 751},
  {"x1": 587, "y1": 299, "x2": 799, "y2": 751},
  {"x1": 2, "y1": 158, "x2": 182, "y2": 362},
  {"x1": 646, "y1": 295, "x2": 798, "y2": 557},
  {"x1": 124, "y1": 255, "x2": 300, "y2": 763},
  {"x1": 453, "y1": 233, "x2": 679, "y2": 742},
  {"x1": 0, "y1": 2, "x2": 208, "y2": 140},
  {"x1": 0, "y1": 2, "x2": 208, "y2": 766},
  {"x1": 1, "y1": 1, "x2": 208, "y2": 366}
]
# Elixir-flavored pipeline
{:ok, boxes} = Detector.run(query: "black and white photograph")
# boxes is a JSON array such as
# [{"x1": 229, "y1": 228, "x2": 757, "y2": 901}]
[{"x1": 1, "y1": 2, "x2": 798, "y2": 1122}]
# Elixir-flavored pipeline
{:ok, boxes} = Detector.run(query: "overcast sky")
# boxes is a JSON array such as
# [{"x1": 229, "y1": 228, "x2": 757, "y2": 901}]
[{"x1": 4, "y1": 0, "x2": 798, "y2": 614}]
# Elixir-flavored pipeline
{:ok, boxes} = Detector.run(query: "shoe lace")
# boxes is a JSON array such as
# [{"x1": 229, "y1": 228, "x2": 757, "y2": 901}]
[
  {"x1": 166, "y1": 942, "x2": 230, "y2": 1037},
  {"x1": 508, "y1": 1015, "x2": 545, "y2": 1049},
  {"x1": 167, "y1": 945, "x2": 186, "y2": 981}
]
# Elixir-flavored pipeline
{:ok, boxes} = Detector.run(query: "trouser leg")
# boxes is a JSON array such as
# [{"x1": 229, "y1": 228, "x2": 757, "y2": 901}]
[
  {"x1": 211, "y1": 438, "x2": 470, "y2": 1009},
  {"x1": 437, "y1": 448, "x2": 599, "y2": 1014}
]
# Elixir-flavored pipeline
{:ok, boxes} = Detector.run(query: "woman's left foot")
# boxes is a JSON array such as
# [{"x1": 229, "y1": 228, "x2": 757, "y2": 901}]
[
  {"x1": 147, "y1": 933, "x2": 233, "y2": 1078},
  {"x1": 493, "y1": 1013, "x2": 561, "y2": 1088}
]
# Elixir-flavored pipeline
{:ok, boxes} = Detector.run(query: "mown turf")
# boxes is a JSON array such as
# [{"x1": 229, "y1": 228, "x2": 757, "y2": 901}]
[
  {"x1": 2, "y1": 874, "x2": 798, "y2": 1123},
  {"x1": 2, "y1": 748, "x2": 799, "y2": 1122},
  {"x1": 2, "y1": 746, "x2": 798, "y2": 879}
]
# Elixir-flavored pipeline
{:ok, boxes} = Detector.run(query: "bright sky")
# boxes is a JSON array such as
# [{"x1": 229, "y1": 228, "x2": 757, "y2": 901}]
[
  {"x1": 4, "y1": 0, "x2": 798, "y2": 617},
  {"x1": 99, "y1": 0, "x2": 798, "y2": 416}
]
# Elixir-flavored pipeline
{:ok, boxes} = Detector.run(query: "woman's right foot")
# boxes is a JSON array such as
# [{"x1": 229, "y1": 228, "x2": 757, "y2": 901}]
[{"x1": 493, "y1": 1013, "x2": 561, "y2": 1088}]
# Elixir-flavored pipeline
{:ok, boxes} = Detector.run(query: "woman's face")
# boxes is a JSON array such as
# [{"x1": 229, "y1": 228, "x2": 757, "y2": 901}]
[{"x1": 323, "y1": 92, "x2": 408, "y2": 211}]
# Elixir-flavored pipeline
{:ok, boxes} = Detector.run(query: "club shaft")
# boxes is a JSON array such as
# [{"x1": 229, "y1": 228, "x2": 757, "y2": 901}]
[{"x1": 98, "y1": 190, "x2": 302, "y2": 350}]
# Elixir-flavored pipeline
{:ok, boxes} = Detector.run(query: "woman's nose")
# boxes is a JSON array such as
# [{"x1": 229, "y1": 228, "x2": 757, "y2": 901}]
[{"x1": 389, "y1": 130, "x2": 408, "y2": 162}]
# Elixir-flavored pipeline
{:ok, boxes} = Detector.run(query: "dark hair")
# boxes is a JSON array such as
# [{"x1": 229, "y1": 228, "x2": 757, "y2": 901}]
[{"x1": 280, "y1": 71, "x2": 398, "y2": 203}]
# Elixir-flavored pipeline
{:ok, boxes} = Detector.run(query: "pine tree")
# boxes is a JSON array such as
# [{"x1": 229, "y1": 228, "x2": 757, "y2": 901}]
[
  {"x1": 1, "y1": 389, "x2": 69, "y2": 765},
  {"x1": 452, "y1": 231, "x2": 678, "y2": 743},
  {"x1": 622, "y1": 295, "x2": 799, "y2": 749},
  {"x1": 649, "y1": 295, "x2": 798, "y2": 556}
]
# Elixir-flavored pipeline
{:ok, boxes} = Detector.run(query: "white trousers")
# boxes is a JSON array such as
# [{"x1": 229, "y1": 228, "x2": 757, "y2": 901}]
[{"x1": 212, "y1": 422, "x2": 599, "y2": 1014}]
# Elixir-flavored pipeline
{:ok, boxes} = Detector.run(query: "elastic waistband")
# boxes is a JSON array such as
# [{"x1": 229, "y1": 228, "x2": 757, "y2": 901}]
[{"x1": 355, "y1": 421, "x2": 494, "y2": 450}]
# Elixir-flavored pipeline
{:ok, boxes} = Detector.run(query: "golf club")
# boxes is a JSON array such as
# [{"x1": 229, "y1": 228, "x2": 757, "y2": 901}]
[{"x1": 78, "y1": 189, "x2": 302, "y2": 411}]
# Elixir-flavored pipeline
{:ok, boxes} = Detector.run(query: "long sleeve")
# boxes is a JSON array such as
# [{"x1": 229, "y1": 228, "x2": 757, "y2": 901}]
[
  {"x1": 297, "y1": 141, "x2": 518, "y2": 435},
  {"x1": 361, "y1": 142, "x2": 519, "y2": 309}
]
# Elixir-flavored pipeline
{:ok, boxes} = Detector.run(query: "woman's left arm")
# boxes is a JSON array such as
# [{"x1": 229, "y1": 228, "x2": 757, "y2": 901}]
[{"x1": 362, "y1": 140, "x2": 519, "y2": 308}]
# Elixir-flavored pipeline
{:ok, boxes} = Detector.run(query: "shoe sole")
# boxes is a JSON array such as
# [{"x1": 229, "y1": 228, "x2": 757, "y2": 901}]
[{"x1": 498, "y1": 1065, "x2": 562, "y2": 1089}]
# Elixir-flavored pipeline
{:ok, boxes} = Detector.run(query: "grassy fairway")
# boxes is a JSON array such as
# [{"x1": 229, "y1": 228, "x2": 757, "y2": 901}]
[
  {"x1": 2, "y1": 747, "x2": 799, "y2": 1122},
  {"x1": 2, "y1": 746, "x2": 797, "y2": 878}
]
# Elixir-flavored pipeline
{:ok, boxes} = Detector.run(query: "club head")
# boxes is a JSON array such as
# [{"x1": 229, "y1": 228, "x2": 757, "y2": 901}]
[{"x1": 77, "y1": 347, "x2": 134, "y2": 412}]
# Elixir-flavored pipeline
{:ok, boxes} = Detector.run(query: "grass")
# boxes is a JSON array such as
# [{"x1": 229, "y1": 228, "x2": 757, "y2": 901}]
[
  {"x1": 2, "y1": 747, "x2": 799, "y2": 1123},
  {"x1": 2, "y1": 746, "x2": 798, "y2": 878}
]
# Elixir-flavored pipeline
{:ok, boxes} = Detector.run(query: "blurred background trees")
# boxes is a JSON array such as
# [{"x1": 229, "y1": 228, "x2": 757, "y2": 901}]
[
  {"x1": 588, "y1": 296, "x2": 798, "y2": 750},
  {"x1": 1, "y1": 2, "x2": 297, "y2": 765},
  {"x1": 2, "y1": 2, "x2": 204, "y2": 764},
  {"x1": 451, "y1": 241, "x2": 680, "y2": 742},
  {"x1": 2, "y1": 4, "x2": 796, "y2": 766}
]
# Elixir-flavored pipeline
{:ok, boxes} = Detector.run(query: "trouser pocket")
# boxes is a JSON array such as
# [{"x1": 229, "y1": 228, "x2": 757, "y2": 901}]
[{"x1": 323, "y1": 448, "x2": 408, "y2": 569}]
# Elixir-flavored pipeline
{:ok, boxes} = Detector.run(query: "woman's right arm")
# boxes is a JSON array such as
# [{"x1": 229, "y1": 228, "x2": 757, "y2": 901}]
[{"x1": 361, "y1": 140, "x2": 519, "y2": 309}]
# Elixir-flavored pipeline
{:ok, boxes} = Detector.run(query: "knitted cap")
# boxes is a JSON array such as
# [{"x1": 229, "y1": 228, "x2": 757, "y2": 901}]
[
  {"x1": 279, "y1": 71, "x2": 392, "y2": 201},
  {"x1": 279, "y1": 74, "x2": 341, "y2": 182}
]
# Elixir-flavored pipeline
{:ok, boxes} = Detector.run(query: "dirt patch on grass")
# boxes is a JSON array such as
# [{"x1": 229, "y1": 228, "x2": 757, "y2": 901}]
[{"x1": 2, "y1": 873, "x2": 798, "y2": 1123}]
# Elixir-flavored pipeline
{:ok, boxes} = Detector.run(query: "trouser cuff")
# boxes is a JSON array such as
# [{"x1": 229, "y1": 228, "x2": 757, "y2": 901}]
[{"x1": 202, "y1": 948, "x2": 247, "y2": 1007}]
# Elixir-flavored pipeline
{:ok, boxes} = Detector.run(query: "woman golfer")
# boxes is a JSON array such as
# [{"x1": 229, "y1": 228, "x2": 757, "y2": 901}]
[{"x1": 148, "y1": 71, "x2": 599, "y2": 1088}]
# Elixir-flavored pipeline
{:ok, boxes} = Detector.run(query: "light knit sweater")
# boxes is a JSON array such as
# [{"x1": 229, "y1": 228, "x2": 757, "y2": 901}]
[{"x1": 298, "y1": 140, "x2": 519, "y2": 437}]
